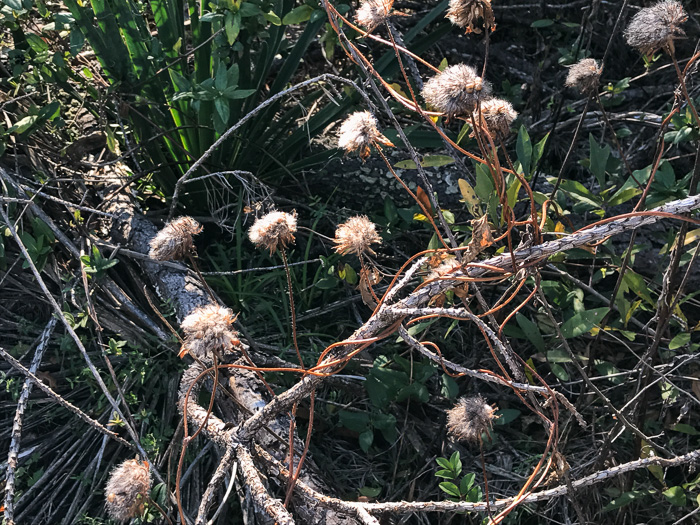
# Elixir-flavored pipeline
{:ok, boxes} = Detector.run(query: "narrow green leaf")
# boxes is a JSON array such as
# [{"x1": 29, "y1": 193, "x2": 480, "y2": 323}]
[
  {"x1": 282, "y1": 4, "x2": 313, "y2": 24},
  {"x1": 669, "y1": 332, "x2": 690, "y2": 350},
  {"x1": 516, "y1": 125, "x2": 532, "y2": 176},
  {"x1": 560, "y1": 307, "x2": 608, "y2": 339}
]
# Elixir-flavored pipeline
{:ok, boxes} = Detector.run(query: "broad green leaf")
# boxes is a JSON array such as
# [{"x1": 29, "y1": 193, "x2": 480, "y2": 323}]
[
  {"x1": 663, "y1": 486, "x2": 686, "y2": 507},
  {"x1": 594, "y1": 360, "x2": 623, "y2": 385},
  {"x1": 671, "y1": 423, "x2": 700, "y2": 435},
  {"x1": 282, "y1": 4, "x2": 313, "y2": 24},
  {"x1": 359, "y1": 429, "x2": 373, "y2": 452},
  {"x1": 458, "y1": 178, "x2": 481, "y2": 217},
  {"x1": 395, "y1": 159, "x2": 418, "y2": 169},
  {"x1": 263, "y1": 11, "x2": 282, "y2": 25},
  {"x1": 459, "y1": 473, "x2": 475, "y2": 494},
  {"x1": 421, "y1": 155, "x2": 454, "y2": 168},
  {"x1": 494, "y1": 408, "x2": 520, "y2": 425},
  {"x1": 516, "y1": 125, "x2": 532, "y2": 176},
  {"x1": 439, "y1": 482, "x2": 461, "y2": 498},
  {"x1": 560, "y1": 307, "x2": 608, "y2": 338},
  {"x1": 603, "y1": 490, "x2": 653, "y2": 512},
  {"x1": 669, "y1": 332, "x2": 690, "y2": 350},
  {"x1": 608, "y1": 187, "x2": 641, "y2": 207},
  {"x1": 26, "y1": 33, "x2": 49, "y2": 53},
  {"x1": 516, "y1": 313, "x2": 545, "y2": 352},
  {"x1": 225, "y1": 11, "x2": 241, "y2": 43},
  {"x1": 550, "y1": 363, "x2": 570, "y2": 381},
  {"x1": 531, "y1": 19, "x2": 554, "y2": 28},
  {"x1": 358, "y1": 486, "x2": 382, "y2": 498},
  {"x1": 474, "y1": 162, "x2": 495, "y2": 202}
]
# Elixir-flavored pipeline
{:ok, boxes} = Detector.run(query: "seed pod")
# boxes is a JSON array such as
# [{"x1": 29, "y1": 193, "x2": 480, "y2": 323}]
[
  {"x1": 624, "y1": 0, "x2": 687, "y2": 56},
  {"x1": 446, "y1": 396, "x2": 497, "y2": 443},
  {"x1": 248, "y1": 211, "x2": 297, "y2": 254},
  {"x1": 355, "y1": 0, "x2": 393, "y2": 30},
  {"x1": 446, "y1": 0, "x2": 495, "y2": 34},
  {"x1": 149, "y1": 216, "x2": 202, "y2": 261},
  {"x1": 105, "y1": 459, "x2": 151, "y2": 522},
  {"x1": 422, "y1": 64, "x2": 492, "y2": 120},
  {"x1": 338, "y1": 111, "x2": 394, "y2": 161},
  {"x1": 334, "y1": 216, "x2": 382, "y2": 257},
  {"x1": 565, "y1": 58, "x2": 602, "y2": 96},
  {"x1": 180, "y1": 304, "x2": 240, "y2": 359},
  {"x1": 479, "y1": 98, "x2": 518, "y2": 139}
]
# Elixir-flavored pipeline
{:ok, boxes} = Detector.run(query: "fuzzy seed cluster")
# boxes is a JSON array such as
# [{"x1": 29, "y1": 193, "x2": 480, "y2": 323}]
[
  {"x1": 248, "y1": 211, "x2": 297, "y2": 254},
  {"x1": 446, "y1": 396, "x2": 497, "y2": 443},
  {"x1": 565, "y1": 58, "x2": 602, "y2": 96},
  {"x1": 446, "y1": 0, "x2": 495, "y2": 34},
  {"x1": 624, "y1": 0, "x2": 687, "y2": 56},
  {"x1": 422, "y1": 64, "x2": 492, "y2": 119},
  {"x1": 480, "y1": 98, "x2": 518, "y2": 139},
  {"x1": 334, "y1": 216, "x2": 382, "y2": 257},
  {"x1": 180, "y1": 304, "x2": 240, "y2": 359},
  {"x1": 355, "y1": 0, "x2": 393, "y2": 30},
  {"x1": 104, "y1": 459, "x2": 151, "y2": 522},
  {"x1": 338, "y1": 111, "x2": 392, "y2": 160},
  {"x1": 149, "y1": 216, "x2": 202, "y2": 261}
]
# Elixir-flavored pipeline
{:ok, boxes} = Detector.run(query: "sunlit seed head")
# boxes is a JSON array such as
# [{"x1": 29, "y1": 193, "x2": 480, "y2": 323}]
[
  {"x1": 422, "y1": 64, "x2": 492, "y2": 119},
  {"x1": 180, "y1": 304, "x2": 240, "y2": 359},
  {"x1": 479, "y1": 98, "x2": 518, "y2": 139},
  {"x1": 338, "y1": 111, "x2": 393, "y2": 161},
  {"x1": 624, "y1": 0, "x2": 687, "y2": 56},
  {"x1": 334, "y1": 216, "x2": 382, "y2": 257},
  {"x1": 355, "y1": 0, "x2": 393, "y2": 30},
  {"x1": 446, "y1": 0, "x2": 495, "y2": 34},
  {"x1": 105, "y1": 459, "x2": 151, "y2": 522},
  {"x1": 148, "y1": 216, "x2": 202, "y2": 261},
  {"x1": 565, "y1": 58, "x2": 602, "y2": 96},
  {"x1": 248, "y1": 211, "x2": 297, "y2": 254},
  {"x1": 446, "y1": 396, "x2": 497, "y2": 443}
]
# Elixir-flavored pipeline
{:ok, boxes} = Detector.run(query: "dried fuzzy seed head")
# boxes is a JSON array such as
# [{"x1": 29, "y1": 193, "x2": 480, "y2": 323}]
[
  {"x1": 480, "y1": 98, "x2": 518, "y2": 139},
  {"x1": 624, "y1": 0, "x2": 687, "y2": 56},
  {"x1": 338, "y1": 111, "x2": 394, "y2": 161},
  {"x1": 355, "y1": 0, "x2": 393, "y2": 30},
  {"x1": 565, "y1": 58, "x2": 602, "y2": 96},
  {"x1": 248, "y1": 211, "x2": 297, "y2": 254},
  {"x1": 427, "y1": 257, "x2": 460, "y2": 281},
  {"x1": 180, "y1": 304, "x2": 240, "y2": 359},
  {"x1": 105, "y1": 459, "x2": 151, "y2": 522},
  {"x1": 446, "y1": 396, "x2": 497, "y2": 443},
  {"x1": 446, "y1": 0, "x2": 495, "y2": 34},
  {"x1": 422, "y1": 64, "x2": 492, "y2": 119},
  {"x1": 149, "y1": 216, "x2": 202, "y2": 261},
  {"x1": 334, "y1": 216, "x2": 382, "y2": 257}
]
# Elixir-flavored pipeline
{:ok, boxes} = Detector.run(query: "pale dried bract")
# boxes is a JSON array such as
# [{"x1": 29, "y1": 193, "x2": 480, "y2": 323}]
[
  {"x1": 149, "y1": 216, "x2": 202, "y2": 261},
  {"x1": 422, "y1": 64, "x2": 492, "y2": 119},
  {"x1": 446, "y1": 0, "x2": 495, "y2": 34},
  {"x1": 338, "y1": 111, "x2": 394, "y2": 160},
  {"x1": 248, "y1": 210, "x2": 298, "y2": 253},
  {"x1": 334, "y1": 216, "x2": 382, "y2": 257},
  {"x1": 624, "y1": 0, "x2": 687, "y2": 56},
  {"x1": 446, "y1": 396, "x2": 497, "y2": 443},
  {"x1": 104, "y1": 459, "x2": 151, "y2": 522},
  {"x1": 480, "y1": 98, "x2": 518, "y2": 139},
  {"x1": 180, "y1": 304, "x2": 240, "y2": 359},
  {"x1": 565, "y1": 58, "x2": 602, "y2": 96},
  {"x1": 355, "y1": 0, "x2": 393, "y2": 30},
  {"x1": 427, "y1": 257, "x2": 460, "y2": 281}
]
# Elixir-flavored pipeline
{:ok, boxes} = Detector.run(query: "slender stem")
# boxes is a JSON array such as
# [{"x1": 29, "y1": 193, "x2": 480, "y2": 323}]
[{"x1": 281, "y1": 248, "x2": 304, "y2": 368}]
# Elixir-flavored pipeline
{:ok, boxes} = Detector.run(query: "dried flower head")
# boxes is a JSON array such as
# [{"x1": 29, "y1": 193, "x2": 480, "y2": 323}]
[
  {"x1": 338, "y1": 111, "x2": 394, "y2": 160},
  {"x1": 105, "y1": 459, "x2": 151, "y2": 522},
  {"x1": 422, "y1": 64, "x2": 492, "y2": 119},
  {"x1": 248, "y1": 211, "x2": 297, "y2": 253},
  {"x1": 355, "y1": 0, "x2": 393, "y2": 30},
  {"x1": 446, "y1": 396, "x2": 497, "y2": 443},
  {"x1": 149, "y1": 216, "x2": 202, "y2": 261},
  {"x1": 180, "y1": 304, "x2": 240, "y2": 359},
  {"x1": 334, "y1": 216, "x2": 382, "y2": 257},
  {"x1": 479, "y1": 98, "x2": 518, "y2": 139},
  {"x1": 565, "y1": 58, "x2": 602, "y2": 96},
  {"x1": 624, "y1": 0, "x2": 687, "y2": 56},
  {"x1": 446, "y1": 0, "x2": 495, "y2": 34}
]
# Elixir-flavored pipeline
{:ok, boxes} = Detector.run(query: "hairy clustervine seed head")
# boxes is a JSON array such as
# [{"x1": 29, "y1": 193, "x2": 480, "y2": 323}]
[
  {"x1": 624, "y1": 0, "x2": 687, "y2": 56},
  {"x1": 480, "y1": 98, "x2": 518, "y2": 139},
  {"x1": 334, "y1": 216, "x2": 382, "y2": 257},
  {"x1": 148, "y1": 216, "x2": 202, "y2": 261},
  {"x1": 355, "y1": 0, "x2": 393, "y2": 30},
  {"x1": 338, "y1": 111, "x2": 394, "y2": 161},
  {"x1": 446, "y1": 396, "x2": 497, "y2": 443},
  {"x1": 565, "y1": 58, "x2": 602, "y2": 96},
  {"x1": 422, "y1": 64, "x2": 492, "y2": 119},
  {"x1": 180, "y1": 304, "x2": 240, "y2": 359},
  {"x1": 446, "y1": 0, "x2": 495, "y2": 34},
  {"x1": 248, "y1": 210, "x2": 297, "y2": 254},
  {"x1": 105, "y1": 459, "x2": 151, "y2": 522}
]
